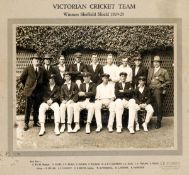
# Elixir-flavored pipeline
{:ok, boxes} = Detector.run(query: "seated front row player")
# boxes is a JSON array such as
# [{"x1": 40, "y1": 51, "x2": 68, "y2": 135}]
[
  {"x1": 38, "y1": 74, "x2": 61, "y2": 136},
  {"x1": 95, "y1": 73, "x2": 116, "y2": 133},
  {"x1": 59, "y1": 72, "x2": 79, "y2": 133},
  {"x1": 134, "y1": 76, "x2": 154, "y2": 132},
  {"x1": 115, "y1": 72, "x2": 138, "y2": 134},
  {"x1": 73, "y1": 72, "x2": 96, "y2": 134}
]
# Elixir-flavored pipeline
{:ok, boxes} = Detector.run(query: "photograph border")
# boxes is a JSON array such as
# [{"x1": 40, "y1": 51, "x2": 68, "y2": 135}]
[{"x1": 8, "y1": 18, "x2": 182, "y2": 156}]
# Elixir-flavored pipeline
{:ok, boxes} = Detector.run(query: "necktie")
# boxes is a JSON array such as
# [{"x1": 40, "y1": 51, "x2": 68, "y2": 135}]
[{"x1": 35, "y1": 68, "x2": 38, "y2": 76}]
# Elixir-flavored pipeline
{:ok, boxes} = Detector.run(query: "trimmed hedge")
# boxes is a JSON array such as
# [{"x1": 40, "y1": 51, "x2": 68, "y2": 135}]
[{"x1": 16, "y1": 26, "x2": 174, "y2": 58}]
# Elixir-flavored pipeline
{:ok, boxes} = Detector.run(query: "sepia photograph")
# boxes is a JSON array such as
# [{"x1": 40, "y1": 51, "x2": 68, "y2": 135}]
[{"x1": 14, "y1": 24, "x2": 176, "y2": 151}]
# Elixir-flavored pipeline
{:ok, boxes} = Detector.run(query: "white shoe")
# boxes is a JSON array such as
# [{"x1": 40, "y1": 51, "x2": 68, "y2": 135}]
[
  {"x1": 86, "y1": 124, "x2": 90, "y2": 134},
  {"x1": 67, "y1": 124, "x2": 73, "y2": 133},
  {"x1": 142, "y1": 123, "x2": 148, "y2": 132},
  {"x1": 108, "y1": 126, "x2": 113, "y2": 133},
  {"x1": 39, "y1": 128, "x2": 45, "y2": 136},
  {"x1": 116, "y1": 127, "x2": 122, "y2": 133},
  {"x1": 60, "y1": 124, "x2": 65, "y2": 133},
  {"x1": 128, "y1": 127, "x2": 135, "y2": 134},
  {"x1": 135, "y1": 123, "x2": 140, "y2": 131},
  {"x1": 72, "y1": 124, "x2": 80, "y2": 133},
  {"x1": 96, "y1": 126, "x2": 102, "y2": 133},
  {"x1": 54, "y1": 127, "x2": 60, "y2": 136}
]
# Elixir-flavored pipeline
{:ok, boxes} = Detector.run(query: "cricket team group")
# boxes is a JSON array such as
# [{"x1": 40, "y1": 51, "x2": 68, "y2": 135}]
[{"x1": 19, "y1": 52, "x2": 171, "y2": 136}]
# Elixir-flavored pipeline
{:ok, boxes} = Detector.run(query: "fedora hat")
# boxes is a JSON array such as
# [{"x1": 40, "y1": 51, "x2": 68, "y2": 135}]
[{"x1": 32, "y1": 53, "x2": 40, "y2": 59}]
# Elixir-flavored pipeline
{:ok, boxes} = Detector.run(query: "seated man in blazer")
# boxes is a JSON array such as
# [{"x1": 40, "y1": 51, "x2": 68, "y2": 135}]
[
  {"x1": 87, "y1": 53, "x2": 104, "y2": 85},
  {"x1": 147, "y1": 56, "x2": 170, "y2": 129},
  {"x1": 115, "y1": 72, "x2": 137, "y2": 134},
  {"x1": 20, "y1": 54, "x2": 48, "y2": 131},
  {"x1": 59, "y1": 72, "x2": 79, "y2": 133},
  {"x1": 38, "y1": 74, "x2": 61, "y2": 136},
  {"x1": 73, "y1": 72, "x2": 96, "y2": 134},
  {"x1": 134, "y1": 76, "x2": 154, "y2": 132},
  {"x1": 69, "y1": 52, "x2": 87, "y2": 87}
]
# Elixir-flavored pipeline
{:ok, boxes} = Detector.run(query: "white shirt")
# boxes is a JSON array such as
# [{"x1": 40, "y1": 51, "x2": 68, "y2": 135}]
[
  {"x1": 122, "y1": 82, "x2": 125, "y2": 89},
  {"x1": 96, "y1": 83, "x2": 115, "y2": 100},
  {"x1": 50, "y1": 84, "x2": 55, "y2": 91},
  {"x1": 135, "y1": 66, "x2": 140, "y2": 75},
  {"x1": 118, "y1": 65, "x2": 133, "y2": 82},
  {"x1": 33, "y1": 66, "x2": 38, "y2": 72},
  {"x1": 154, "y1": 66, "x2": 160, "y2": 74},
  {"x1": 103, "y1": 64, "x2": 119, "y2": 82},
  {"x1": 58, "y1": 64, "x2": 66, "y2": 78},
  {"x1": 76, "y1": 62, "x2": 81, "y2": 71},
  {"x1": 64, "y1": 81, "x2": 71, "y2": 90},
  {"x1": 45, "y1": 65, "x2": 49, "y2": 71},
  {"x1": 91, "y1": 63, "x2": 98, "y2": 71},
  {"x1": 139, "y1": 85, "x2": 145, "y2": 93}
]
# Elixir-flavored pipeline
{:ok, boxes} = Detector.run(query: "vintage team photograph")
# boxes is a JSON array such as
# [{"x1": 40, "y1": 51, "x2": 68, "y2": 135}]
[{"x1": 15, "y1": 24, "x2": 175, "y2": 150}]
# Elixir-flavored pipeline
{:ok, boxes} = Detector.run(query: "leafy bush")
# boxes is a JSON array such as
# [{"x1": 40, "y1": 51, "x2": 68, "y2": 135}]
[{"x1": 16, "y1": 26, "x2": 174, "y2": 59}]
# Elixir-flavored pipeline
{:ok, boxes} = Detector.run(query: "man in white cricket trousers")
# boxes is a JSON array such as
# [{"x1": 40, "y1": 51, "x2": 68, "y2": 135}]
[
  {"x1": 115, "y1": 72, "x2": 138, "y2": 134},
  {"x1": 59, "y1": 72, "x2": 79, "y2": 133},
  {"x1": 94, "y1": 73, "x2": 116, "y2": 133},
  {"x1": 134, "y1": 76, "x2": 154, "y2": 132},
  {"x1": 73, "y1": 72, "x2": 96, "y2": 134},
  {"x1": 38, "y1": 74, "x2": 60, "y2": 136}
]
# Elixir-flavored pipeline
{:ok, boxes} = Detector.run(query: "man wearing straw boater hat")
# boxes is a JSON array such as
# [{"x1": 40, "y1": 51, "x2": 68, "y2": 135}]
[
  {"x1": 20, "y1": 53, "x2": 48, "y2": 131},
  {"x1": 148, "y1": 55, "x2": 170, "y2": 129}
]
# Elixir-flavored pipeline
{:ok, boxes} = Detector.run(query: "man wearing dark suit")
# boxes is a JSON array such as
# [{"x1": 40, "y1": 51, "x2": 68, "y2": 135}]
[
  {"x1": 38, "y1": 74, "x2": 61, "y2": 136},
  {"x1": 42, "y1": 54, "x2": 56, "y2": 77},
  {"x1": 134, "y1": 76, "x2": 154, "y2": 132},
  {"x1": 73, "y1": 72, "x2": 96, "y2": 134},
  {"x1": 132, "y1": 56, "x2": 148, "y2": 89},
  {"x1": 59, "y1": 72, "x2": 79, "y2": 133},
  {"x1": 69, "y1": 52, "x2": 87, "y2": 87},
  {"x1": 147, "y1": 56, "x2": 170, "y2": 129},
  {"x1": 115, "y1": 72, "x2": 137, "y2": 134},
  {"x1": 53, "y1": 55, "x2": 69, "y2": 86},
  {"x1": 87, "y1": 53, "x2": 104, "y2": 85},
  {"x1": 20, "y1": 54, "x2": 48, "y2": 131}
]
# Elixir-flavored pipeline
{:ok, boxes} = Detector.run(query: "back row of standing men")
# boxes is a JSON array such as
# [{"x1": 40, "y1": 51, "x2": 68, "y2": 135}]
[{"x1": 20, "y1": 52, "x2": 171, "y2": 136}]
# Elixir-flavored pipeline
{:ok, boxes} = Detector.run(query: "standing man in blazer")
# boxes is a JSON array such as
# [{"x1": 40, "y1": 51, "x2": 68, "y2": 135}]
[
  {"x1": 20, "y1": 54, "x2": 48, "y2": 131},
  {"x1": 132, "y1": 56, "x2": 148, "y2": 89},
  {"x1": 73, "y1": 72, "x2": 96, "y2": 134},
  {"x1": 87, "y1": 53, "x2": 104, "y2": 85},
  {"x1": 59, "y1": 72, "x2": 79, "y2": 133},
  {"x1": 69, "y1": 52, "x2": 87, "y2": 87},
  {"x1": 148, "y1": 56, "x2": 170, "y2": 129},
  {"x1": 53, "y1": 55, "x2": 69, "y2": 86}
]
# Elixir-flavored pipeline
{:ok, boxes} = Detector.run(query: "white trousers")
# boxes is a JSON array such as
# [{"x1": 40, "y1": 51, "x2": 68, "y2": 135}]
[
  {"x1": 60, "y1": 102, "x2": 75, "y2": 124},
  {"x1": 136, "y1": 104, "x2": 154, "y2": 124},
  {"x1": 94, "y1": 99, "x2": 116, "y2": 128},
  {"x1": 38, "y1": 102, "x2": 60, "y2": 124},
  {"x1": 74, "y1": 100, "x2": 95, "y2": 124},
  {"x1": 115, "y1": 99, "x2": 138, "y2": 129}
]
